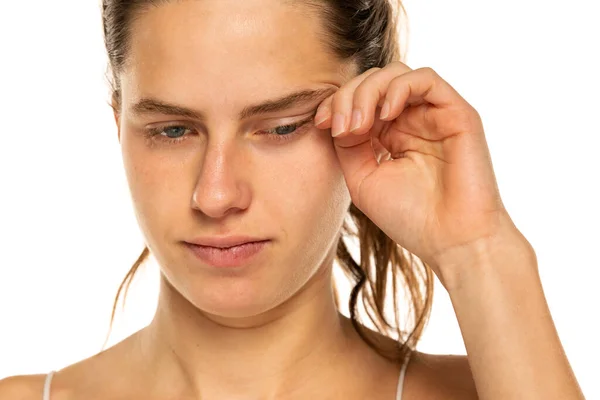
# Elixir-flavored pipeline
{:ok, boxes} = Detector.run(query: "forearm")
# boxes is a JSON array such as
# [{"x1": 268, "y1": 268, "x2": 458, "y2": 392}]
[{"x1": 441, "y1": 231, "x2": 584, "y2": 399}]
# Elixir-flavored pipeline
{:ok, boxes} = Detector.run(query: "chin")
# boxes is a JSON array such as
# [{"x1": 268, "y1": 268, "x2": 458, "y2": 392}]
[
  {"x1": 184, "y1": 280, "x2": 286, "y2": 321},
  {"x1": 193, "y1": 299, "x2": 283, "y2": 324}
]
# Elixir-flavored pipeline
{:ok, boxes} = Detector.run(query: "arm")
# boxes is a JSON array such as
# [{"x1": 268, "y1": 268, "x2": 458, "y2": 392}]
[
  {"x1": 312, "y1": 61, "x2": 585, "y2": 399},
  {"x1": 438, "y1": 225, "x2": 585, "y2": 400}
]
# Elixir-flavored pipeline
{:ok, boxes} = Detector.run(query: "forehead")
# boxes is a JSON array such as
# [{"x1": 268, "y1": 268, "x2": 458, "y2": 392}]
[{"x1": 121, "y1": 0, "x2": 351, "y2": 113}]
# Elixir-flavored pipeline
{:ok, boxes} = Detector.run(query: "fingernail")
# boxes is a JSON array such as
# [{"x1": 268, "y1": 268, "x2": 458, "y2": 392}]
[
  {"x1": 332, "y1": 113, "x2": 346, "y2": 137},
  {"x1": 350, "y1": 109, "x2": 363, "y2": 132},
  {"x1": 314, "y1": 107, "x2": 329, "y2": 126},
  {"x1": 380, "y1": 101, "x2": 391, "y2": 120}
]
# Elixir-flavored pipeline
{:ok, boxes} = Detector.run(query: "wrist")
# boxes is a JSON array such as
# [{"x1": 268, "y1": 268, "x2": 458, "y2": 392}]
[{"x1": 432, "y1": 223, "x2": 538, "y2": 294}]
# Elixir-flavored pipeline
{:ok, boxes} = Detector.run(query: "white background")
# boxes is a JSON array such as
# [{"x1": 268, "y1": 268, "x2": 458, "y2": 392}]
[{"x1": 0, "y1": 0, "x2": 598, "y2": 397}]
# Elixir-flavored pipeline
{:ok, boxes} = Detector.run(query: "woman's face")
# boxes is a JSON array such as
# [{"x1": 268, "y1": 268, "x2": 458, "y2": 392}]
[{"x1": 117, "y1": 0, "x2": 354, "y2": 318}]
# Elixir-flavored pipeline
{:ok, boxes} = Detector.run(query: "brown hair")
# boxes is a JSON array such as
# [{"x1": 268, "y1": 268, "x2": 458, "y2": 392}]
[{"x1": 101, "y1": 0, "x2": 433, "y2": 363}]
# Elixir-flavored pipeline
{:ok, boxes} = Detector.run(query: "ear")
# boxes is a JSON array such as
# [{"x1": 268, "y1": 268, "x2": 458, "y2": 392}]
[
  {"x1": 113, "y1": 111, "x2": 121, "y2": 142},
  {"x1": 111, "y1": 98, "x2": 121, "y2": 143}
]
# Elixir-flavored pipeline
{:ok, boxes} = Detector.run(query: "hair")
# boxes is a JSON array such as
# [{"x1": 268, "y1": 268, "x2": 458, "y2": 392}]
[{"x1": 101, "y1": 0, "x2": 434, "y2": 363}]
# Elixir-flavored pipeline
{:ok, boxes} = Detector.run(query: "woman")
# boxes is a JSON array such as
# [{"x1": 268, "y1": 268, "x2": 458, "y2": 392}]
[{"x1": 0, "y1": 0, "x2": 584, "y2": 398}]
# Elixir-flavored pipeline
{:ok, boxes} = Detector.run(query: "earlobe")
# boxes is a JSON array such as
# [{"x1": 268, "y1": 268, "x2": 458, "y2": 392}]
[
  {"x1": 113, "y1": 110, "x2": 121, "y2": 142},
  {"x1": 111, "y1": 93, "x2": 121, "y2": 142},
  {"x1": 111, "y1": 98, "x2": 121, "y2": 142}
]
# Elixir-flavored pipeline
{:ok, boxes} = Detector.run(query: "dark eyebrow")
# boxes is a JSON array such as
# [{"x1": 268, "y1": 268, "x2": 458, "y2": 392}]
[
  {"x1": 239, "y1": 87, "x2": 335, "y2": 119},
  {"x1": 129, "y1": 87, "x2": 336, "y2": 121},
  {"x1": 131, "y1": 98, "x2": 205, "y2": 120}
]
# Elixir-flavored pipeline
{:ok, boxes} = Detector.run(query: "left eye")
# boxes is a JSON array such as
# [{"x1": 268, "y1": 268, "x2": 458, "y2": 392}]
[
  {"x1": 265, "y1": 123, "x2": 301, "y2": 136},
  {"x1": 261, "y1": 117, "x2": 314, "y2": 141}
]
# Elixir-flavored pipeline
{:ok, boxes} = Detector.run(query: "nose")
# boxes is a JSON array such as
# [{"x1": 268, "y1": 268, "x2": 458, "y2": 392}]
[{"x1": 191, "y1": 141, "x2": 251, "y2": 219}]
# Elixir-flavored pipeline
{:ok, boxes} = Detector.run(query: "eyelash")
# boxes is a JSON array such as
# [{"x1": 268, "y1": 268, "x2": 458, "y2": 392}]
[{"x1": 143, "y1": 116, "x2": 315, "y2": 146}]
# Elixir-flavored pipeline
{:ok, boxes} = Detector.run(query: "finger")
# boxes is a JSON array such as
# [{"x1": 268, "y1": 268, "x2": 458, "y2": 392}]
[
  {"x1": 379, "y1": 67, "x2": 468, "y2": 123},
  {"x1": 378, "y1": 125, "x2": 445, "y2": 161},
  {"x1": 314, "y1": 94, "x2": 334, "y2": 128},
  {"x1": 327, "y1": 67, "x2": 381, "y2": 137},
  {"x1": 333, "y1": 133, "x2": 380, "y2": 202},
  {"x1": 331, "y1": 104, "x2": 392, "y2": 197},
  {"x1": 350, "y1": 65, "x2": 468, "y2": 137},
  {"x1": 371, "y1": 136, "x2": 392, "y2": 163},
  {"x1": 348, "y1": 61, "x2": 413, "y2": 136}
]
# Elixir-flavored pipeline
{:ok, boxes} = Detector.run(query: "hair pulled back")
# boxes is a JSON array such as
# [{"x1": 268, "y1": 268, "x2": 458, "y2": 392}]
[{"x1": 101, "y1": 0, "x2": 433, "y2": 363}]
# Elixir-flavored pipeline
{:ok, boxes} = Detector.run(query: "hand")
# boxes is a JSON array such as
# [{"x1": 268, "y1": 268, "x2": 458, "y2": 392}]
[{"x1": 314, "y1": 62, "x2": 520, "y2": 285}]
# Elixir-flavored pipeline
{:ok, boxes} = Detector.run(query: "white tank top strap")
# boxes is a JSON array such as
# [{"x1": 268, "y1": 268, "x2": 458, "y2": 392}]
[
  {"x1": 396, "y1": 350, "x2": 412, "y2": 400},
  {"x1": 42, "y1": 371, "x2": 56, "y2": 400}
]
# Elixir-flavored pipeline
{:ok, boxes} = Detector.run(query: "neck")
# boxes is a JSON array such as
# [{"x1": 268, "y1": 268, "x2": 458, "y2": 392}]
[{"x1": 137, "y1": 259, "x2": 361, "y2": 399}]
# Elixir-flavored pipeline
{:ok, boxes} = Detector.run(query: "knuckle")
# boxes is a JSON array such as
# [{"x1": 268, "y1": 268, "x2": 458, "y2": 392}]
[
  {"x1": 449, "y1": 106, "x2": 482, "y2": 132},
  {"x1": 387, "y1": 60, "x2": 410, "y2": 73},
  {"x1": 365, "y1": 67, "x2": 382, "y2": 74},
  {"x1": 356, "y1": 71, "x2": 385, "y2": 99},
  {"x1": 353, "y1": 80, "x2": 372, "y2": 100},
  {"x1": 389, "y1": 74, "x2": 406, "y2": 89},
  {"x1": 417, "y1": 66, "x2": 437, "y2": 77},
  {"x1": 331, "y1": 86, "x2": 349, "y2": 102},
  {"x1": 468, "y1": 106, "x2": 483, "y2": 125}
]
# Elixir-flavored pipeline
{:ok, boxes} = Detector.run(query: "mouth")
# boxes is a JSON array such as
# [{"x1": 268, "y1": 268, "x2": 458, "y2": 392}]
[
  {"x1": 184, "y1": 240, "x2": 270, "y2": 268},
  {"x1": 186, "y1": 236, "x2": 270, "y2": 248}
]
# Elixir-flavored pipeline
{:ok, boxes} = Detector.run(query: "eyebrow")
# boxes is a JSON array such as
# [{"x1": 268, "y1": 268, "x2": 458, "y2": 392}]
[
  {"x1": 239, "y1": 87, "x2": 335, "y2": 119},
  {"x1": 130, "y1": 87, "x2": 336, "y2": 121}
]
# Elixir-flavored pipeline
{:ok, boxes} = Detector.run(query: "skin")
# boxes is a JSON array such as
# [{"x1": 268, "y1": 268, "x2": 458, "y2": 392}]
[
  {"x1": 115, "y1": 1, "x2": 375, "y2": 397},
  {"x1": 0, "y1": 0, "x2": 584, "y2": 399},
  {"x1": 0, "y1": 1, "x2": 475, "y2": 400}
]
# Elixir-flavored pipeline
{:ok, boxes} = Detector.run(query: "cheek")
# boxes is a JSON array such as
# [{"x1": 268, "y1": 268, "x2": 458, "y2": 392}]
[
  {"x1": 121, "y1": 131, "x2": 192, "y2": 235},
  {"x1": 264, "y1": 133, "x2": 350, "y2": 232}
]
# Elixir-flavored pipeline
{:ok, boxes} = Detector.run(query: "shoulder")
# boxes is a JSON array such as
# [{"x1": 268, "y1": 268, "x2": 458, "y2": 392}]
[
  {"x1": 0, "y1": 333, "x2": 145, "y2": 400},
  {"x1": 0, "y1": 373, "x2": 48, "y2": 400},
  {"x1": 404, "y1": 351, "x2": 479, "y2": 399}
]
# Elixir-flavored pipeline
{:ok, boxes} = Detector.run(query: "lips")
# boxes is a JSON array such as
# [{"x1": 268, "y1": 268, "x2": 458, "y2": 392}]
[
  {"x1": 186, "y1": 236, "x2": 269, "y2": 249},
  {"x1": 184, "y1": 240, "x2": 270, "y2": 268}
]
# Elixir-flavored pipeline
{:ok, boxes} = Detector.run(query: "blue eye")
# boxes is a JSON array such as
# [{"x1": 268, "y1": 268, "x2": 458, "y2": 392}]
[
  {"x1": 268, "y1": 123, "x2": 301, "y2": 136},
  {"x1": 163, "y1": 126, "x2": 188, "y2": 139},
  {"x1": 261, "y1": 117, "x2": 315, "y2": 142},
  {"x1": 144, "y1": 124, "x2": 194, "y2": 145}
]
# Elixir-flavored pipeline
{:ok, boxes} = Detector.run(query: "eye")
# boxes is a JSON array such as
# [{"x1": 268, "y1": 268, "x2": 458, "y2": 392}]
[
  {"x1": 163, "y1": 126, "x2": 188, "y2": 139},
  {"x1": 260, "y1": 117, "x2": 315, "y2": 142},
  {"x1": 144, "y1": 124, "x2": 195, "y2": 145},
  {"x1": 271, "y1": 124, "x2": 297, "y2": 135}
]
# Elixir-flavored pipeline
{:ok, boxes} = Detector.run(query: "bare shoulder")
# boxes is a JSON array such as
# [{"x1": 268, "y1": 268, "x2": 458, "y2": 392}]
[
  {"x1": 0, "y1": 373, "x2": 48, "y2": 400},
  {"x1": 404, "y1": 351, "x2": 479, "y2": 399},
  {"x1": 0, "y1": 332, "x2": 146, "y2": 400}
]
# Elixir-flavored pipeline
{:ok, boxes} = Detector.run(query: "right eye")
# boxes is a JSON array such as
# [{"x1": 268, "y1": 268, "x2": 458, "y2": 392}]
[
  {"x1": 162, "y1": 126, "x2": 189, "y2": 139},
  {"x1": 144, "y1": 124, "x2": 196, "y2": 145}
]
